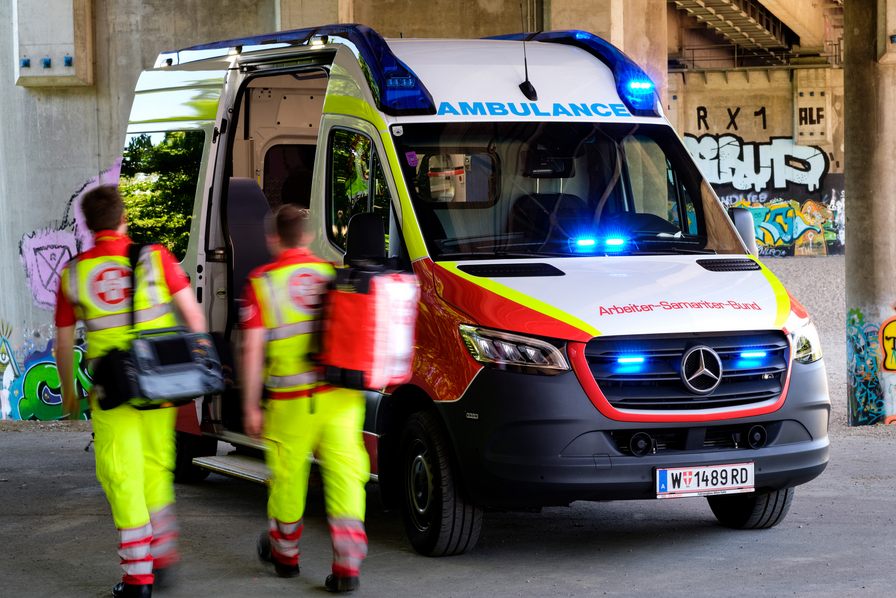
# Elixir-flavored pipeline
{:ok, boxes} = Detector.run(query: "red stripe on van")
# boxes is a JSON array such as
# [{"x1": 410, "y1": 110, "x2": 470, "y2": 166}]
[{"x1": 432, "y1": 262, "x2": 593, "y2": 342}]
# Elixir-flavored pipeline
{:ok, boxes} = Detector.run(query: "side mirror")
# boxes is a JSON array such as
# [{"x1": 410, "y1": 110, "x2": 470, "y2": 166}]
[
  {"x1": 728, "y1": 207, "x2": 758, "y2": 257},
  {"x1": 344, "y1": 212, "x2": 386, "y2": 267}
]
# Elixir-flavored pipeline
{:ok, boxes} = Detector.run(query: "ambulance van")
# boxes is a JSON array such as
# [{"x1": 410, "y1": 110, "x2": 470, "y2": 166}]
[{"x1": 122, "y1": 24, "x2": 830, "y2": 556}]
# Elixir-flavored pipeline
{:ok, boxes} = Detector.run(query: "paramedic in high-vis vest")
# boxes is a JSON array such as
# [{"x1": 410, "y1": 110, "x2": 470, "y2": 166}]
[
  {"x1": 240, "y1": 204, "x2": 369, "y2": 593},
  {"x1": 55, "y1": 185, "x2": 207, "y2": 598}
]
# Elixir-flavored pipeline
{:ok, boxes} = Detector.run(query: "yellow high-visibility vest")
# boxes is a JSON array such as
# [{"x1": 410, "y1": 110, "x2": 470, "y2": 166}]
[
  {"x1": 250, "y1": 260, "x2": 334, "y2": 397},
  {"x1": 61, "y1": 244, "x2": 179, "y2": 361}
]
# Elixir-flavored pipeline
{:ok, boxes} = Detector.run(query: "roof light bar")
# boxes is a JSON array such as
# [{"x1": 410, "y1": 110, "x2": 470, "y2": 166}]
[
  {"x1": 485, "y1": 30, "x2": 660, "y2": 117},
  {"x1": 159, "y1": 24, "x2": 436, "y2": 117}
]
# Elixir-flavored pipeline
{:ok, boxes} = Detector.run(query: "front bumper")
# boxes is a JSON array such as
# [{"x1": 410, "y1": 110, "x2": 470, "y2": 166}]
[{"x1": 437, "y1": 357, "x2": 830, "y2": 508}]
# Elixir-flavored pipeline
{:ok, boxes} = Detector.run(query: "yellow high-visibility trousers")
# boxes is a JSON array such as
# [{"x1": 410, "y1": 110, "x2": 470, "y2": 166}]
[
  {"x1": 90, "y1": 399, "x2": 177, "y2": 530},
  {"x1": 263, "y1": 387, "x2": 369, "y2": 524}
]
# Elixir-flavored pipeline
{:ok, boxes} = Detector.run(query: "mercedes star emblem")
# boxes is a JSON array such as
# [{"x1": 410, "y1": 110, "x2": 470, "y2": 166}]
[{"x1": 681, "y1": 346, "x2": 723, "y2": 394}]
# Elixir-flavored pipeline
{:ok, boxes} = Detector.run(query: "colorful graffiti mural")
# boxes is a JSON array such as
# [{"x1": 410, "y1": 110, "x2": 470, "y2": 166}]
[
  {"x1": 0, "y1": 322, "x2": 21, "y2": 420},
  {"x1": 683, "y1": 133, "x2": 843, "y2": 257},
  {"x1": 3, "y1": 163, "x2": 120, "y2": 420},
  {"x1": 848, "y1": 309, "x2": 885, "y2": 426},
  {"x1": 0, "y1": 321, "x2": 92, "y2": 421}
]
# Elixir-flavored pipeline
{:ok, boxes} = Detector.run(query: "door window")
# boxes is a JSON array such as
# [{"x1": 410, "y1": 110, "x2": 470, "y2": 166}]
[
  {"x1": 328, "y1": 129, "x2": 392, "y2": 251},
  {"x1": 120, "y1": 130, "x2": 205, "y2": 261}
]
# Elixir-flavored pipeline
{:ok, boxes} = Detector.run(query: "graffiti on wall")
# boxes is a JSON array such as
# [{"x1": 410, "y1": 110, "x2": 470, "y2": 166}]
[
  {"x1": 683, "y1": 133, "x2": 843, "y2": 257},
  {"x1": 848, "y1": 309, "x2": 886, "y2": 426},
  {"x1": 0, "y1": 322, "x2": 21, "y2": 420},
  {"x1": 19, "y1": 160, "x2": 121, "y2": 309},
  {"x1": 3, "y1": 164, "x2": 119, "y2": 419},
  {"x1": 0, "y1": 321, "x2": 92, "y2": 421}
]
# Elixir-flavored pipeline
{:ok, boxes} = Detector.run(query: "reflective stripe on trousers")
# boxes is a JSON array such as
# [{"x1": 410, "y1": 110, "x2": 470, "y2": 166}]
[
  {"x1": 269, "y1": 518, "x2": 304, "y2": 566},
  {"x1": 329, "y1": 517, "x2": 368, "y2": 578},
  {"x1": 119, "y1": 522, "x2": 154, "y2": 585},
  {"x1": 150, "y1": 504, "x2": 180, "y2": 569}
]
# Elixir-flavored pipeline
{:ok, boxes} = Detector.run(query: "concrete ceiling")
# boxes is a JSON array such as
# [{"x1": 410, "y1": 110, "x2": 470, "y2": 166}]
[{"x1": 669, "y1": 0, "x2": 788, "y2": 53}]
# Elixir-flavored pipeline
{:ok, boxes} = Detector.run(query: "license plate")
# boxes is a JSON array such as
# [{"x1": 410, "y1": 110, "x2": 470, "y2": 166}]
[{"x1": 656, "y1": 462, "x2": 754, "y2": 499}]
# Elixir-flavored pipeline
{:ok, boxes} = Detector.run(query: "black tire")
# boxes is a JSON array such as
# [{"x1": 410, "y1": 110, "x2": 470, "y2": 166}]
[
  {"x1": 708, "y1": 487, "x2": 794, "y2": 529},
  {"x1": 399, "y1": 411, "x2": 483, "y2": 556},
  {"x1": 173, "y1": 431, "x2": 217, "y2": 483}
]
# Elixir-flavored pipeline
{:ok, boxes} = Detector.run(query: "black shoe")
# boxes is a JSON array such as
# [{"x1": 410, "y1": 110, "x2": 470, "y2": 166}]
[
  {"x1": 325, "y1": 574, "x2": 359, "y2": 592},
  {"x1": 257, "y1": 531, "x2": 299, "y2": 578},
  {"x1": 112, "y1": 582, "x2": 152, "y2": 598}
]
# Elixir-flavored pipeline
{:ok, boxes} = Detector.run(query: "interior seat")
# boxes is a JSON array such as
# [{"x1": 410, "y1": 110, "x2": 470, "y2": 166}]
[{"x1": 225, "y1": 177, "x2": 273, "y2": 320}]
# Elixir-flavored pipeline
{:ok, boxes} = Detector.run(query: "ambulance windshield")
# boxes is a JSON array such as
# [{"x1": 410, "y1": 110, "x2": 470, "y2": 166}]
[{"x1": 392, "y1": 122, "x2": 745, "y2": 260}]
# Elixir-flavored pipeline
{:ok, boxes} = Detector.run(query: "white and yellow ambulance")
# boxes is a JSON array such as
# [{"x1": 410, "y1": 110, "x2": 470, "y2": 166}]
[{"x1": 121, "y1": 24, "x2": 830, "y2": 556}]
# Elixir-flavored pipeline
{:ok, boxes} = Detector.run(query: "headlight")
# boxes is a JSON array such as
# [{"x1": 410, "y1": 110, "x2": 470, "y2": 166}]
[
  {"x1": 458, "y1": 325, "x2": 570, "y2": 374},
  {"x1": 789, "y1": 320, "x2": 822, "y2": 364}
]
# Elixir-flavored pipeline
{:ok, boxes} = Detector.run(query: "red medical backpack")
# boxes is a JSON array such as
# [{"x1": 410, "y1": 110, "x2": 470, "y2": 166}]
[{"x1": 320, "y1": 266, "x2": 419, "y2": 391}]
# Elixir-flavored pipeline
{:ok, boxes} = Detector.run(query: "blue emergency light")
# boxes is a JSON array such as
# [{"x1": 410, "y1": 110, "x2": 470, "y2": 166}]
[
  {"x1": 576, "y1": 238, "x2": 597, "y2": 247},
  {"x1": 617, "y1": 356, "x2": 645, "y2": 364},
  {"x1": 486, "y1": 30, "x2": 660, "y2": 117},
  {"x1": 168, "y1": 25, "x2": 436, "y2": 116},
  {"x1": 740, "y1": 351, "x2": 767, "y2": 358}
]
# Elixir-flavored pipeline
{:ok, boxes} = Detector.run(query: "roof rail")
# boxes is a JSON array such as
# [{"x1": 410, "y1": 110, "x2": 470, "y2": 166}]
[
  {"x1": 155, "y1": 24, "x2": 436, "y2": 117},
  {"x1": 485, "y1": 30, "x2": 659, "y2": 117}
]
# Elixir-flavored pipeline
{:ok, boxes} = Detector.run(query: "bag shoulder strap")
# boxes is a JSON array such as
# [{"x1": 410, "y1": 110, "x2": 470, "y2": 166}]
[{"x1": 128, "y1": 242, "x2": 154, "y2": 329}]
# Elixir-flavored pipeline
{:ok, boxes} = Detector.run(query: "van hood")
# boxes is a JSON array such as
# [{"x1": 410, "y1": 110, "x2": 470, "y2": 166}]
[{"x1": 432, "y1": 256, "x2": 790, "y2": 341}]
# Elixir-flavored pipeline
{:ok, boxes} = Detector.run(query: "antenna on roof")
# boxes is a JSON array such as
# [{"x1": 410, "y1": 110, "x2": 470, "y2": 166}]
[{"x1": 518, "y1": 3, "x2": 538, "y2": 101}]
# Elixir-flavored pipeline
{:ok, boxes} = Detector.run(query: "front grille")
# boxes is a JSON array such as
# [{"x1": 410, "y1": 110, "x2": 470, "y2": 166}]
[{"x1": 584, "y1": 331, "x2": 789, "y2": 411}]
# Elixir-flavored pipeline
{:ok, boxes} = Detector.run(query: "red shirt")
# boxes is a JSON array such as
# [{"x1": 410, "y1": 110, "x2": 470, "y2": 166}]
[
  {"x1": 239, "y1": 248, "x2": 328, "y2": 330},
  {"x1": 54, "y1": 231, "x2": 191, "y2": 328}
]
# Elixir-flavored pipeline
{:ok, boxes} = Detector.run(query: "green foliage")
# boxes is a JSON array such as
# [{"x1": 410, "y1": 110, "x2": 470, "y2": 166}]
[{"x1": 119, "y1": 131, "x2": 205, "y2": 261}]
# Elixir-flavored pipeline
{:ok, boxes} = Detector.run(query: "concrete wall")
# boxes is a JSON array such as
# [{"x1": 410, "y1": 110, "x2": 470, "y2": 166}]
[
  {"x1": 0, "y1": 0, "x2": 279, "y2": 420},
  {"x1": 353, "y1": 0, "x2": 540, "y2": 39}
]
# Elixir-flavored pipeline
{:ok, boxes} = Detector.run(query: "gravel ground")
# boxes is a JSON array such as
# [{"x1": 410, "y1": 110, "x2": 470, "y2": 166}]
[{"x1": 1, "y1": 254, "x2": 889, "y2": 440}]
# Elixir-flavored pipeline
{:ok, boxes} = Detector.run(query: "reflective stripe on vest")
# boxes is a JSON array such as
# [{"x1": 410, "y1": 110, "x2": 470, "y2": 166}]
[
  {"x1": 84, "y1": 302, "x2": 171, "y2": 332},
  {"x1": 267, "y1": 320, "x2": 320, "y2": 342},
  {"x1": 265, "y1": 369, "x2": 321, "y2": 389}
]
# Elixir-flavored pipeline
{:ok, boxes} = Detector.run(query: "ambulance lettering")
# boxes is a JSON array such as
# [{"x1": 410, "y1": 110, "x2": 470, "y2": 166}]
[{"x1": 436, "y1": 101, "x2": 632, "y2": 118}]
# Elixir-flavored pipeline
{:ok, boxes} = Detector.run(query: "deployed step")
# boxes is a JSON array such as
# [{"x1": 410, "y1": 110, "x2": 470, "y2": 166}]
[{"x1": 193, "y1": 454, "x2": 271, "y2": 486}]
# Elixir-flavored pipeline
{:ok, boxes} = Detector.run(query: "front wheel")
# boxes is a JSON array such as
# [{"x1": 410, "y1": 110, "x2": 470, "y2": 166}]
[
  {"x1": 399, "y1": 411, "x2": 482, "y2": 556},
  {"x1": 707, "y1": 487, "x2": 794, "y2": 529}
]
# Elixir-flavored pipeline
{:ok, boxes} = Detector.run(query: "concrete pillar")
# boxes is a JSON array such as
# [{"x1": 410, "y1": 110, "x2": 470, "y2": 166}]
[
  {"x1": 549, "y1": 0, "x2": 667, "y2": 105},
  {"x1": 844, "y1": 0, "x2": 896, "y2": 425}
]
